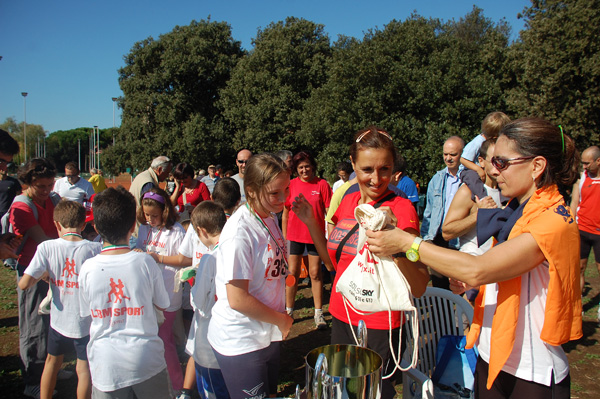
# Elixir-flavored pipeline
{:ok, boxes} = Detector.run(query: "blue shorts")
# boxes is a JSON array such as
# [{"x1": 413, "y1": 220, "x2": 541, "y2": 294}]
[
  {"x1": 212, "y1": 342, "x2": 280, "y2": 399},
  {"x1": 195, "y1": 363, "x2": 230, "y2": 399},
  {"x1": 47, "y1": 326, "x2": 89, "y2": 360}
]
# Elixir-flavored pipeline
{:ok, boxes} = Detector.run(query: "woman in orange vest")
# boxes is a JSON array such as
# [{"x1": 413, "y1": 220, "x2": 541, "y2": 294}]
[{"x1": 366, "y1": 117, "x2": 582, "y2": 398}]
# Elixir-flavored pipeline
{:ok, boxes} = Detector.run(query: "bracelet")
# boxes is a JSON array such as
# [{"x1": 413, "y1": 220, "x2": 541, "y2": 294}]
[{"x1": 160, "y1": 255, "x2": 164, "y2": 263}]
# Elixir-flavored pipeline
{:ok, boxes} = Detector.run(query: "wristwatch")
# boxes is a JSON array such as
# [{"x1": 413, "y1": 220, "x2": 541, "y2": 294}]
[{"x1": 406, "y1": 237, "x2": 423, "y2": 262}]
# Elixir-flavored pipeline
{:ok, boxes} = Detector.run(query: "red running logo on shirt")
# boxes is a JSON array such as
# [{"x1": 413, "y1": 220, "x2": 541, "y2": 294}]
[
  {"x1": 62, "y1": 257, "x2": 78, "y2": 278},
  {"x1": 107, "y1": 278, "x2": 130, "y2": 304}
]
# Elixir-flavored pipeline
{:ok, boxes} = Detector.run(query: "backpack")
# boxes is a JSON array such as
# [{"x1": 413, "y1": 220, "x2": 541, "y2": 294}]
[{"x1": 1, "y1": 193, "x2": 61, "y2": 270}]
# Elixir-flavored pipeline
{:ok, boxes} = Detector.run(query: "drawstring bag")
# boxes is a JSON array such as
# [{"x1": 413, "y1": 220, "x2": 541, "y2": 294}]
[{"x1": 335, "y1": 203, "x2": 419, "y2": 376}]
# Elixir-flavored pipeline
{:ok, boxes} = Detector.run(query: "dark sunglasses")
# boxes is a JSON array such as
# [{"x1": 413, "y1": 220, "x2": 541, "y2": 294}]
[
  {"x1": 491, "y1": 156, "x2": 535, "y2": 171},
  {"x1": 236, "y1": 159, "x2": 247, "y2": 164}
]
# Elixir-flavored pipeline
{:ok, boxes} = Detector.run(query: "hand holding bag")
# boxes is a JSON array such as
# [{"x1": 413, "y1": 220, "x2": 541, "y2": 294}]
[{"x1": 335, "y1": 203, "x2": 419, "y2": 376}]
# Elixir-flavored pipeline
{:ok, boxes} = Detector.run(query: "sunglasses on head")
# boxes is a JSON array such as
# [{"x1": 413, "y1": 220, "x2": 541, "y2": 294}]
[{"x1": 491, "y1": 156, "x2": 535, "y2": 171}]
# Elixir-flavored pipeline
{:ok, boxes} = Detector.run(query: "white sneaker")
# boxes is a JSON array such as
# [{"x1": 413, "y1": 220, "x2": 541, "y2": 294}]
[
  {"x1": 314, "y1": 312, "x2": 327, "y2": 330},
  {"x1": 286, "y1": 308, "x2": 294, "y2": 317},
  {"x1": 176, "y1": 393, "x2": 192, "y2": 399}
]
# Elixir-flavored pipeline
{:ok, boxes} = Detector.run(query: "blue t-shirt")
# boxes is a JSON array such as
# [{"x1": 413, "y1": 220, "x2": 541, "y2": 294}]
[
  {"x1": 462, "y1": 134, "x2": 486, "y2": 165},
  {"x1": 397, "y1": 175, "x2": 419, "y2": 203}
]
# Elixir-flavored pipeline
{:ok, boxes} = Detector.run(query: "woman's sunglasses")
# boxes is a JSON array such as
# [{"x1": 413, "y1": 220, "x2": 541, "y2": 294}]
[{"x1": 491, "y1": 156, "x2": 535, "y2": 171}]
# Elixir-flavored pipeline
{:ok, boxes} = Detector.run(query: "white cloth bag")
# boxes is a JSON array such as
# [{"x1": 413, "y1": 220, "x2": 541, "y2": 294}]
[{"x1": 335, "y1": 203, "x2": 419, "y2": 374}]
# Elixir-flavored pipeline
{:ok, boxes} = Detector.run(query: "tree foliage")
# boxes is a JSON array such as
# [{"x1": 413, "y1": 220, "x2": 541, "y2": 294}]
[
  {"x1": 107, "y1": 19, "x2": 244, "y2": 171},
  {"x1": 219, "y1": 17, "x2": 332, "y2": 154},
  {"x1": 506, "y1": 0, "x2": 600, "y2": 147},
  {"x1": 33, "y1": 3, "x2": 600, "y2": 186},
  {"x1": 1, "y1": 117, "x2": 47, "y2": 166},
  {"x1": 301, "y1": 8, "x2": 510, "y2": 183}
]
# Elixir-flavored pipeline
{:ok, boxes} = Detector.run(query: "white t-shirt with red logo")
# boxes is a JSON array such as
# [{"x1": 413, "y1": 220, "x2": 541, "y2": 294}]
[
  {"x1": 78, "y1": 251, "x2": 170, "y2": 392},
  {"x1": 137, "y1": 223, "x2": 186, "y2": 312},
  {"x1": 24, "y1": 238, "x2": 102, "y2": 338},
  {"x1": 208, "y1": 205, "x2": 286, "y2": 356},
  {"x1": 179, "y1": 223, "x2": 209, "y2": 267}
]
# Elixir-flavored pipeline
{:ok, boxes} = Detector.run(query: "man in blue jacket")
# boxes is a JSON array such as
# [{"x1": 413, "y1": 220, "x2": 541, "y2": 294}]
[{"x1": 420, "y1": 136, "x2": 464, "y2": 289}]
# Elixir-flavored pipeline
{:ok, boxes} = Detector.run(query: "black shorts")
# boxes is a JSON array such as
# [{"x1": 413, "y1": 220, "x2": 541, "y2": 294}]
[
  {"x1": 474, "y1": 356, "x2": 569, "y2": 398},
  {"x1": 47, "y1": 326, "x2": 89, "y2": 360},
  {"x1": 212, "y1": 342, "x2": 280, "y2": 399},
  {"x1": 289, "y1": 240, "x2": 318, "y2": 256},
  {"x1": 580, "y1": 230, "x2": 600, "y2": 261}
]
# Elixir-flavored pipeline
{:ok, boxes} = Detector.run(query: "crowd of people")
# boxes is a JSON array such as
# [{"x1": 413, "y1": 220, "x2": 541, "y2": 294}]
[{"x1": 0, "y1": 112, "x2": 596, "y2": 399}]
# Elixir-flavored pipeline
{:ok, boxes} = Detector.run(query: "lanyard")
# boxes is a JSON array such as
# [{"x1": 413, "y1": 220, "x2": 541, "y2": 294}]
[
  {"x1": 101, "y1": 245, "x2": 130, "y2": 253},
  {"x1": 62, "y1": 232, "x2": 83, "y2": 239},
  {"x1": 246, "y1": 204, "x2": 295, "y2": 287},
  {"x1": 145, "y1": 226, "x2": 163, "y2": 252}
]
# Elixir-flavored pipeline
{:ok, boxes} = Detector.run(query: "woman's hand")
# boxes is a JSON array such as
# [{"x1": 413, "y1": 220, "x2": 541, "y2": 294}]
[
  {"x1": 365, "y1": 227, "x2": 413, "y2": 257},
  {"x1": 377, "y1": 206, "x2": 398, "y2": 227},
  {"x1": 475, "y1": 195, "x2": 498, "y2": 209},
  {"x1": 291, "y1": 194, "x2": 315, "y2": 224},
  {"x1": 449, "y1": 278, "x2": 470, "y2": 296}
]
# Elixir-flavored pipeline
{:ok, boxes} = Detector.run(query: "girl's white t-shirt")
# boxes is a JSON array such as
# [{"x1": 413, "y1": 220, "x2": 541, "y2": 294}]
[
  {"x1": 207, "y1": 205, "x2": 286, "y2": 356},
  {"x1": 24, "y1": 238, "x2": 102, "y2": 338},
  {"x1": 78, "y1": 251, "x2": 170, "y2": 392},
  {"x1": 137, "y1": 223, "x2": 186, "y2": 312}
]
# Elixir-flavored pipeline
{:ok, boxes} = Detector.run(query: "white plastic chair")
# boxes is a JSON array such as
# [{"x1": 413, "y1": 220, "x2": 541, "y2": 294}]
[{"x1": 401, "y1": 287, "x2": 474, "y2": 399}]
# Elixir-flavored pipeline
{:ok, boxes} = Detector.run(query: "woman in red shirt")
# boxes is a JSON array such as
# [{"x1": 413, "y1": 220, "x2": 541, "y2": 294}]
[
  {"x1": 282, "y1": 151, "x2": 332, "y2": 329},
  {"x1": 292, "y1": 127, "x2": 429, "y2": 399},
  {"x1": 169, "y1": 163, "x2": 210, "y2": 220}
]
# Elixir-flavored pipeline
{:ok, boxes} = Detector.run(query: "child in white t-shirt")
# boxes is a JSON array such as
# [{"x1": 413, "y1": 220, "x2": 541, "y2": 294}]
[
  {"x1": 78, "y1": 187, "x2": 170, "y2": 399},
  {"x1": 187, "y1": 201, "x2": 229, "y2": 399},
  {"x1": 207, "y1": 154, "x2": 293, "y2": 399},
  {"x1": 19, "y1": 200, "x2": 102, "y2": 399},
  {"x1": 176, "y1": 177, "x2": 241, "y2": 399},
  {"x1": 135, "y1": 188, "x2": 186, "y2": 393}
]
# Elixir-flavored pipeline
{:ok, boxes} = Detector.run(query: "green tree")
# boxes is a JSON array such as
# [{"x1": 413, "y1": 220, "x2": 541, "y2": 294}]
[
  {"x1": 505, "y1": 0, "x2": 600, "y2": 148},
  {"x1": 219, "y1": 17, "x2": 332, "y2": 154},
  {"x1": 109, "y1": 19, "x2": 244, "y2": 171},
  {"x1": 301, "y1": 9, "x2": 510, "y2": 184}
]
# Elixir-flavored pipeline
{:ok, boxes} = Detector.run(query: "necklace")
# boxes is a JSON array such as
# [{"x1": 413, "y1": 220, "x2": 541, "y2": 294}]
[
  {"x1": 145, "y1": 226, "x2": 164, "y2": 252},
  {"x1": 246, "y1": 203, "x2": 295, "y2": 286},
  {"x1": 101, "y1": 245, "x2": 130, "y2": 253},
  {"x1": 62, "y1": 232, "x2": 83, "y2": 239}
]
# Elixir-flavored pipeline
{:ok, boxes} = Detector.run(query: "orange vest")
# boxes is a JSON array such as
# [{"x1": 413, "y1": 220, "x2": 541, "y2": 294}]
[{"x1": 466, "y1": 185, "x2": 582, "y2": 389}]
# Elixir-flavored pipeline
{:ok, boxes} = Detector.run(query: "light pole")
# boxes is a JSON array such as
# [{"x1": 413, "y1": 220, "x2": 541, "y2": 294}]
[
  {"x1": 112, "y1": 97, "x2": 117, "y2": 127},
  {"x1": 95, "y1": 126, "x2": 100, "y2": 170},
  {"x1": 21, "y1": 92, "x2": 28, "y2": 162}
]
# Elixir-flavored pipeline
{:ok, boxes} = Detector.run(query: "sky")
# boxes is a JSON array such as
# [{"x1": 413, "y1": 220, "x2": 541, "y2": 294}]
[{"x1": 0, "y1": 0, "x2": 531, "y2": 134}]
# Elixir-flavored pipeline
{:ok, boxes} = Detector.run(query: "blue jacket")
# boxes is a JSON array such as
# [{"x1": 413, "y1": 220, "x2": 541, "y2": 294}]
[{"x1": 420, "y1": 167, "x2": 461, "y2": 249}]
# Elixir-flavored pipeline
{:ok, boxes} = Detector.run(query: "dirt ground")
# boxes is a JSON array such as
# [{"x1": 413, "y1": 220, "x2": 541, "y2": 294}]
[{"x1": 1, "y1": 183, "x2": 599, "y2": 398}]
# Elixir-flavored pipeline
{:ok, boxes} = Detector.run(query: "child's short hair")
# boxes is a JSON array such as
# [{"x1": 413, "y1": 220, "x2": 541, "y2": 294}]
[
  {"x1": 93, "y1": 186, "x2": 137, "y2": 244},
  {"x1": 54, "y1": 200, "x2": 86, "y2": 228},
  {"x1": 481, "y1": 112, "x2": 511, "y2": 139},
  {"x1": 212, "y1": 178, "x2": 241, "y2": 214},
  {"x1": 479, "y1": 138, "x2": 496, "y2": 160},
  {"x1": 136, "y1": 188, "x2": 178, "y2": 229},
  {"x1": 190, "y1": 201, "x2": 226, "y2": 236}
]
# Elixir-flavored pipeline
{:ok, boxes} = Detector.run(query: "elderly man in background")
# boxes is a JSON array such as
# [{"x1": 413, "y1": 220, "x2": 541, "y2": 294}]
[
  {"x1": 53, "y1": 162, "x2": 94, "y2": 204},
  {"x1": 420, "y1": 135, "x2": 464, "y2": 289},
  {"x1": 129, "y1": 156, "x2": 172, "y2": 206},
  {"x1": 201, "y1": 164, "x2": 220, "y2": 194}
]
